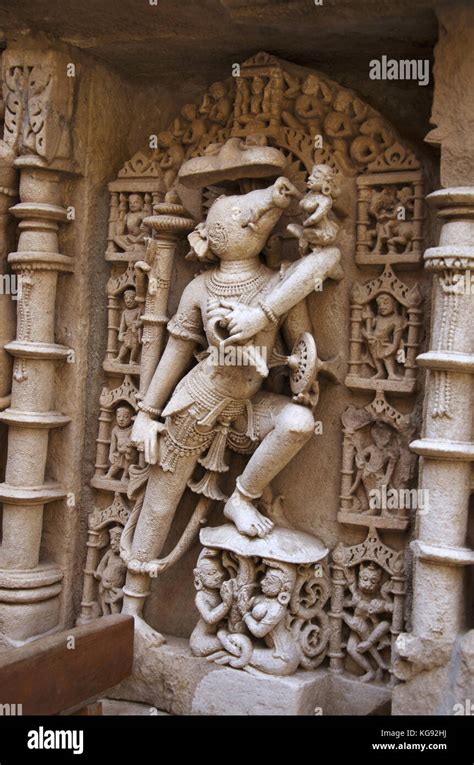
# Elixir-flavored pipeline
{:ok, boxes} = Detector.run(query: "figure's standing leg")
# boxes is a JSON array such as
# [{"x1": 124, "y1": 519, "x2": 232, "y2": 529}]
[
  {"x1": 224, "y1": 393, "x2": 315, "y2": 537},
  {"x1": 122, "y1": 452, "x2": 199, "y2": 624}
]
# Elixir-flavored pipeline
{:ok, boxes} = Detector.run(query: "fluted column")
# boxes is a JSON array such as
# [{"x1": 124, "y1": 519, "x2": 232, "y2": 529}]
[{"x1": 408, "y1": 189, "x2": 474, "y2": 641}]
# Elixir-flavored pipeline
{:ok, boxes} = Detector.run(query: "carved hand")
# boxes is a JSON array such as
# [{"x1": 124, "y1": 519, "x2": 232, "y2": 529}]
[
  {"x1": 130, "y1": 410, "x2": 164, "y2": 465},
  {"x1": 219, "y1": 299, "x2": 269, "y2": 344}
]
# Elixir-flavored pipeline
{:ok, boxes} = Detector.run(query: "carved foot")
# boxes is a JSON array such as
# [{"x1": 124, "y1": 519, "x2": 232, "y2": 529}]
[
  {"x1": 133, "y1": 615, "x2": 166, "y2": 649},
  {"x1": 224, "y1": 489, "x2": 274, "y2": 538},
  {"x1": 359, "y1": 670, "x2": 376, "y2": 683}
]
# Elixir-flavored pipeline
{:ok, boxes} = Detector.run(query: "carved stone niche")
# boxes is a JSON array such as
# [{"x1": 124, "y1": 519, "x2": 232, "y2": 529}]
[
  {"x1": 346, "y1": 265, "x2": 423, "y2": 395},
  {"x1": 232, "y1": 52, "x2": 284, "y2": 137},
  {"x1": 78, "y1": 493, "x2": 130, "y2": 624},
  {"x1": 338, "y1": 392, "x2": 417, "y2": 531},
  {"x1": 104, "y1": 263, "x2": 142, "y2": 375},
  {"x1": 91, "y1": 375, "x2": 140, "y2": 494},
  {"x1": 106, "y1": 183, "x2": 163, "y2": 263},
  {"x1": 329, "y1": 529, "x2": 406, "y2": 684},
  {"x1": 356, "y1": 169, "x2": 424, "y2": 268},
  {"x1": 190, "y1": 525, "x2": 331, "y2": 676}
]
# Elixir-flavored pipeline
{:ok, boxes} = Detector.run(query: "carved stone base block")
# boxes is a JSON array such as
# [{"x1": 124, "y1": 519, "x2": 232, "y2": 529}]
[
  {"x1": 108, "y1": 635, "x2": 391, "y2": 716},
  {"x1": 0, "y1": 564, "x2": 63, "y2": 646}
]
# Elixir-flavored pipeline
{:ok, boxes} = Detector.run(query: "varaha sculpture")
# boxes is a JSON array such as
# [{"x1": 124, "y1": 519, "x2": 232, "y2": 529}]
[{"x1": 118, "y1": 141, "x2": 343, "y2": 663}]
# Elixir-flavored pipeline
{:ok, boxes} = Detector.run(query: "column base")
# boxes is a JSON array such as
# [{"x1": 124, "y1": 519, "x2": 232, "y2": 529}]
[{"x1": 0, "y1": 563, "x2": 63, "y2": 646}]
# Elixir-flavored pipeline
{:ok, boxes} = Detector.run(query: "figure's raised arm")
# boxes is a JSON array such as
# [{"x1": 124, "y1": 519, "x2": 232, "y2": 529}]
[{"x1": 223, "y1": 247, "x2": 343, "y2": 345}]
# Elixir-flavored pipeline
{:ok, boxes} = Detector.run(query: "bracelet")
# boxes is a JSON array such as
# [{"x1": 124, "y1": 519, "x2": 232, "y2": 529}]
[
  {"x1": 258, "y1": 299, "x2": 279, "y2": 327},
  {"x1": 137, "y1": 401, "x2": 162, "y2": 417}
]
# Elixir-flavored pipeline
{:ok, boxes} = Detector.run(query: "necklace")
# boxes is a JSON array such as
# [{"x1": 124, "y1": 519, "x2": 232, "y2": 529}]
[{"x1": 207, "y1": 265, "x2": 268, "y2": 300}]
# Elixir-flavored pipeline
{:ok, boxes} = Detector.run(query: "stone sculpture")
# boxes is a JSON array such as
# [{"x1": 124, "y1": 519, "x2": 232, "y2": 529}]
[
  {"x1": 339, "y1": 392, "x2": 417, "y2": 530},
  {"x1": 94, "y1": 525, "x2": 127, "y2": 615},
  {"x1": 105, "y1": 405, "x2": 136, "y2": 482},
  {"x1": 114, "y1": 289, "x2": 142, "y2": 365},
  {"x1": 329, "y1": 529, "x2": 406, "y2": 684},
  {"x1": 117, "y1": 139, "x2": 342, "y2": 647},
  {"x1": 190, "y1": 526, "x2": 330, "y2": 676}
]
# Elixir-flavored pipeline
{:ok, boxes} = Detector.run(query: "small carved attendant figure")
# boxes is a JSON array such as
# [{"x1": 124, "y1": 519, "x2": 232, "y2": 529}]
[
  {"x1": 94, "y1": 526, "x2": 127, "y2": 615},
  {"x1": 114, "y1": 194, "x2": 148, "y2": 250},
  {"x1": 367, "y1": 187, "x2": 397, "y2": 253},
  {"x1": 189, "y1": 549, "x2": 234, "y2": 657},
  {"x1": 180, "y1": 103, "x2": 207, "y2": 147},
  {"x1": 282, "y1": 73, "x2": 331, "y2": 136},
  {"x1": 157, "y1": 131, "x2": 185, "y2": 190},
  {"x1": 214, "y1": 561, "x2": 301, "y2": 676},
  {"x1": 287, "y1": 163, "x2": 340, "y2": 253},
  {"x1": 342, "y1": 562, "x2": 393, "y2": 682},
  {"x1": 115, "y1": 289, "x2": 142, "y2": 365},
  {"x1": 362, "y1": 293, "x2": 406, "y2": 380},
  {"x1": 350, "y1": 422, "x2": 399, "y2": 512},
  {"x1": 207, "y1": 81, "x2": 232, "y2": 138},
  {"x1": 106, "y1": 406, "x2": 136, "y2": 481}
]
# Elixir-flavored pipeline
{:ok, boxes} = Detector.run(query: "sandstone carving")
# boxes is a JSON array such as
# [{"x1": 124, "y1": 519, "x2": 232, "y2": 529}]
[
  {"x1": 330, "y1": 529, "x2": 406, "y2": 683},
  {"x1": 190, "y1": 526, "x2": 330, "y2": 676},
  {"x1": 346, "y1": 265, "x2": 422, "y2": 395},
  {"x1": 356, "y1": 171, "x2": 424, "y2": 267},
  {"x1": 78, "y1": 493, "x2": 131, "y2": 623},
  {"x1": 339, "y1": 393, "x2": 417, "y2": 530}
]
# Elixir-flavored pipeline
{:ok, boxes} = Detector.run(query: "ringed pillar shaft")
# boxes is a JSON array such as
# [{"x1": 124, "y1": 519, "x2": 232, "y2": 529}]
[
  {"x1": 410, "y1": 188, "x2": 474, "y2": 641},
  {"x1": 0, "y1": 159, "x2": 73, "y2": 645},
  {"x1": 0, "y1": 145, "x2": 18, "y2": 411},
  {"x1": 139, "y1": 203, "x2": 194, "y2": 396}
]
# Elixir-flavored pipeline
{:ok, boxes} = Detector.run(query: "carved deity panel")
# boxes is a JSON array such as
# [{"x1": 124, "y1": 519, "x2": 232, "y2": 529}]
[
  {"x1": 346, "y1": 265, "x2": 422, "y2": 395},
  {"x1": 330, "y1": 530, "x2": 406, "y2": 684},
  {"x1": 356, "y1": 171, "x2": 424, "y2": 267},
  {"x1": 339, "y1": 392, "x2": 417, "y2": 530},
  {"x1": 79, "y1": 494, "x2": 130, "y2": 622}
]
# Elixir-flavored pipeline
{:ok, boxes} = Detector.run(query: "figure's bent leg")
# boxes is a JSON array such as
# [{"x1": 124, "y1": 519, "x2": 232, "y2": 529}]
[
  {"x1": 122, "y1": 452, "x2": 198, "y2": 619},
  {"x1": 224, "y1": 394, "x2": 315, "y2": 537}
]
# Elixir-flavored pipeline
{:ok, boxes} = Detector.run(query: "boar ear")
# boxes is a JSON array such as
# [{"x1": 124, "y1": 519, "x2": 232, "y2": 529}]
[{"x1": 186, "y1": 222, "x2": 215, "y2": 262}]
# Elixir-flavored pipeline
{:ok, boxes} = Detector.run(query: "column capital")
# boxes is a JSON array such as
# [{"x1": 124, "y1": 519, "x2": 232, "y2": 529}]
[{"x1": 2, "y1": 46, "x2": 76, "y2": 173}]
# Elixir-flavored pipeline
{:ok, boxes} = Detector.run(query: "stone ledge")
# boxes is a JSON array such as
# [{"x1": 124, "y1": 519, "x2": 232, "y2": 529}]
[{"x1": 108, "y1": 635, "x2": 391, "y2": 716}]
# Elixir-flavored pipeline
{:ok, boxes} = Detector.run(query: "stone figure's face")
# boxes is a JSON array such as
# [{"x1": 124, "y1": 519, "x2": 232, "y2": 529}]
[
  {"x1": 302, "y1": 74, "x2": 319, "y2": 95},
  {"x1": 199, "y1": 560, "x2": 225, "y2": 588},
  {"x1": 371, "y1": 422, "x2": 392, "y2": 448},
  {"x1": 116, "y1": 407, "x2": 133, "y2": 428},
  {"x1": 252, "y1": 77, "x2": 264, "y2": 94},
  {"x1": 358, "y1": 564, "x2": 382, "y2": 593},
  {"x1": 209, "y1": 82, "x2": 225, "y2": 99},
  {"x1": 182, "y1": 103, "x2": 197, "y2": 120},
  {"x1": 308, "y1": 164, "x2": 333, "y2": 191},
  {"x1": 261, "y1": 572, "x2": 284, "y2": 597},
  {"x1": 158, "y1": 131, "x2": 172, "y2": 148},
  {"x1": 124, "y1": 290, "x2": 137, "y2": 308},
  {"x1": 198, "y1": 177, "x2": 299, "y2": 262},
  {"x1": 129, "y1": 194, "x2": 143, "y2": 212},
  {"x1": 376, "y1": 293, "x2": 395, "y2": 316},
  {"x1": 333, "y1": 90, "x2": 351, "y2": 112}
]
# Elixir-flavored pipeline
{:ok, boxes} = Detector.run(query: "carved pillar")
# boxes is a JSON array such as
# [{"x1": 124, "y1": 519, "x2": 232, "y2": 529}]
[
  {"x1": 408, "y1": 189, "x2": 474, "y2": 643},
  {"x1": 0, "y1": 46, "x2": 75, "y2": 645},
  {"x1": 0, "y1": 142, "x2": 18, "y2": 411},
  {"x1": 139, "y1": 202, "x2": 194, "y2": 396}
]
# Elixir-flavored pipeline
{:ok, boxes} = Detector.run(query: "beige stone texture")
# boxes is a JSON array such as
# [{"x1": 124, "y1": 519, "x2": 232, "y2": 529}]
[{"x1": 0, "y1": 0, "x2": 472, "y2": 718}]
